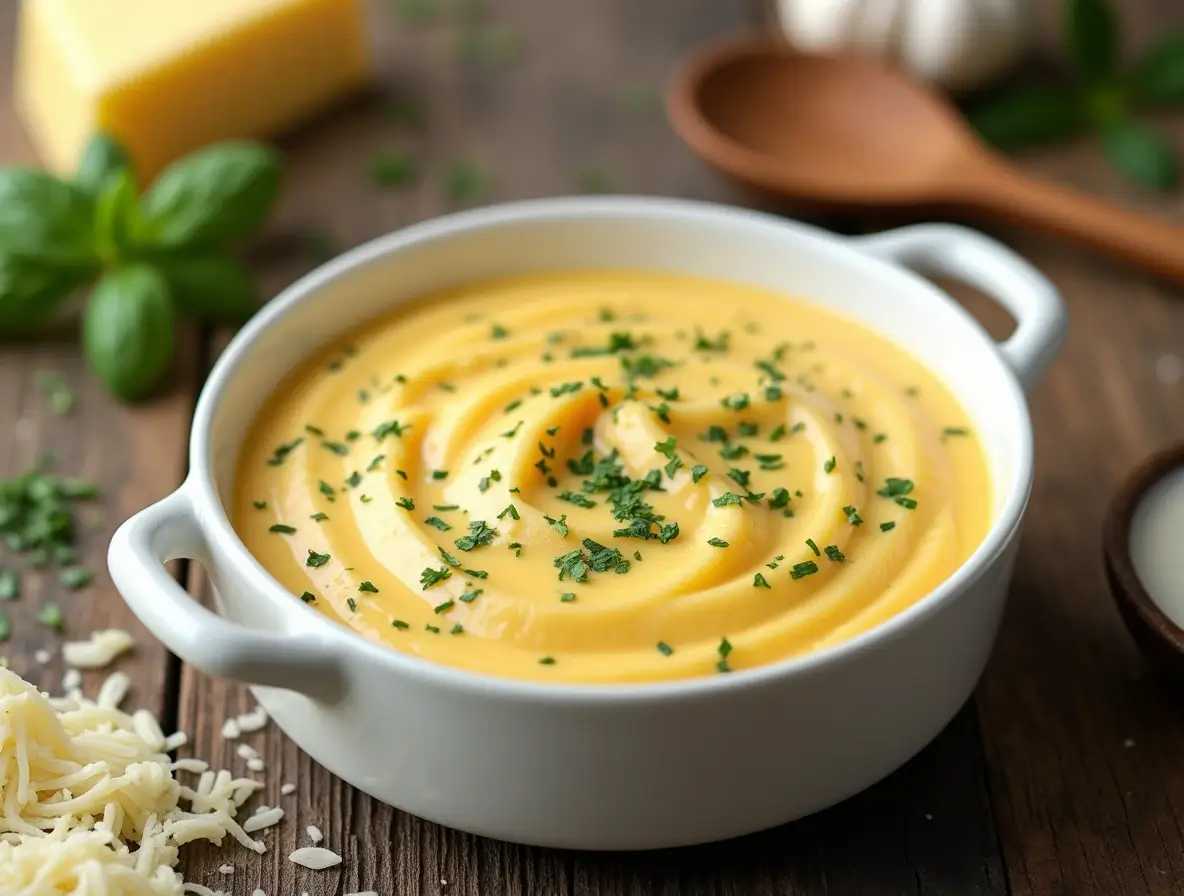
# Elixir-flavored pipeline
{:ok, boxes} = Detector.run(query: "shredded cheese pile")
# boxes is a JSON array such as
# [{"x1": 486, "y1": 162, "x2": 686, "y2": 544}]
[{"x1": 0, "y1": 665, "x2": 263, "y2": 895}]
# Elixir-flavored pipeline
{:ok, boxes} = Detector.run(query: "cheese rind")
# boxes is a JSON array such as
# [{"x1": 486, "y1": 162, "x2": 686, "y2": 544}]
[{"x1": 16, "y1": 0, "x2": 371, "y2": 180}]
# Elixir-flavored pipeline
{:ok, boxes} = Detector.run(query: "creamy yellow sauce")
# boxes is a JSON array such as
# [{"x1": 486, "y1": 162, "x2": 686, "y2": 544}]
[{"x1": 235, "y1": 271, "x2": 991, "y2": 684}]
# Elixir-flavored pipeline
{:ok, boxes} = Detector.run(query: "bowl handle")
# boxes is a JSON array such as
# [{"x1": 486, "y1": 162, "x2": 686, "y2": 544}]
[
  {"x1": 108, "y1": 487, "x2": 346, "y2": 703},
  {"x1": 853, "y1": 224, "x2": 1067, "y2": 392}
]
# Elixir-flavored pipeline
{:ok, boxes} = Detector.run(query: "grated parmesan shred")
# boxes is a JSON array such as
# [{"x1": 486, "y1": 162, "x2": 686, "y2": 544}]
[
  {"x1": 61, "y1": 628, "x2": 136, "y2": 669},
  {"x1": 0, "y1": 666, "x2": 264, "y2": 894}
]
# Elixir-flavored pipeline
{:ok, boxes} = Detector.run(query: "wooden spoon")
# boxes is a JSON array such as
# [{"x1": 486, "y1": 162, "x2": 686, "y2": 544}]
[{"x1": 667, "y1": 36, "x2": 1184, "y2": 284}]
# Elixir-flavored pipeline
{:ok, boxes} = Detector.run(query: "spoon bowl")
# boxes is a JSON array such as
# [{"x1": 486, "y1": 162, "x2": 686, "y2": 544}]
[
  {"x1": 671, "y1": 38, "x2": 975, "y2": 204},
  {"x1": 668, "y1": 35, "x2": 1184, "y2": 284}
]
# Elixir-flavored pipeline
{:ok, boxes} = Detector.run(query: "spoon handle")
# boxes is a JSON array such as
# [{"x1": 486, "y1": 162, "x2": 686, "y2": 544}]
[{"x1": 959, "y1": 160, "x2": 1184, "y2": 285}]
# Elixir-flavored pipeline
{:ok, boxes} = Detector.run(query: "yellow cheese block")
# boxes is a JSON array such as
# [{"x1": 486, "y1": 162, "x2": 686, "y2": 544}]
[{"x1": 15, "y1": 0, "x2": 371, "y2": 180}]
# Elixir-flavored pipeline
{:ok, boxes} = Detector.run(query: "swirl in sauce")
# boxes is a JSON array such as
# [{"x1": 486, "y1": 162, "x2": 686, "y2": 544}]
[{"x1": 236, "y1": 271, "x2": 991, "y2": 683}]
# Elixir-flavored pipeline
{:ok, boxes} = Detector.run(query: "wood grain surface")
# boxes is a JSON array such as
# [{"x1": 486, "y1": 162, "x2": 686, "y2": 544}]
[{"x1": 0, "y1": 0, "x2": 1182, "y2": 894}]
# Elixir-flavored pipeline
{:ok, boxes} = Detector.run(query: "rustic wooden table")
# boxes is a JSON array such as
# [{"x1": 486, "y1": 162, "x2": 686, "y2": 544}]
[{"x1": 2, "y1": 1, "x2": 1183, "y2": 893}]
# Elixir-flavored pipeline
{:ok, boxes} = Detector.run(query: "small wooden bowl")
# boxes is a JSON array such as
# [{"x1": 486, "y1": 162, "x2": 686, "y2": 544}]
[{"x1": 1103, "y1": 441, "x2": 1184, "y2": 694}]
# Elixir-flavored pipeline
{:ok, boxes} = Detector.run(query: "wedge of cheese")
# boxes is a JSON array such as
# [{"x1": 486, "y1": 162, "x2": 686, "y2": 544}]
[{"x1": 15, "y1": 0, "x2": 371, "y2": 180}]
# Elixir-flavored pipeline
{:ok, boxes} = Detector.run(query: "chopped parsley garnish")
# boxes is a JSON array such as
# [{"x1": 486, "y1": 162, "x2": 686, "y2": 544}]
[
  {"x1": 654, "y1": 437, "x2": 677, "y2": 458},
  {"x1": 391, "y1": 619, "x2": 410, "y2": 629},
  {"x1": 737, "y1": 421, "x2": 759, "y2": 437},
  {"x1": 310, "y1": 512, "x2": 329, "y2": 522},
  {"x1": 880, "y1": 521, "x2": 897, "y2": 532},
  {"x1": 550, "y1": 381, "x2": 584, "y2": 397},
  {"x1": 873, "y1": 433, "x2": 888, "y2": 444},
  {"x1": 712, "y1": 492, "x2": 743, "y2": 507},
  {"x1": 424, "y1": 516, "x2": 452, "y2": 531},
  {"x1": 345, "y1": 598, "x2": 357, "y2": 613},
  {"x1": 691, "y1": 464, "x2": 709, "y2": 483},
  {"x1": 657, "y1": 641, "x2": 674, "y2": 656},
  {"x1": 842, "y1": 505, "x2": 863, "y2": 526},
  {"x1": 498, "y1": 504, "x2": 520, "y2": 521},
  {"x1": 753, "y1": 573, "x2": 771, "y2": 588},
  {"x1": 504, "y1": 399, "x2": 523, "y2": 414},
  {"x1": 650, "y1": 402, "x2": 671, "y2": 423},
  {"x1": 726, "y1": 468, "x2": 751, "y2": 489},
  {"x1": 620, "y1": 354, "x2": 674, "y2": 380},
  {"x1": 538, "y1": 656, "x2": 557, "y2": 665},
  {"x1": 356, "y1": 580, "x2": 378, "y2": 594},
  {"x1": 545, "y1": 513, "x2": 568, "y2": 536},
  {"x1": 300, "y1": 592, "x2": 316, "y2": 604},
  {"x1": 790, "y1": 561, "x2": 819, "y2": 580},
  {"x1": 707, "y1": 537, "x2": 729, "y2": 548},
  {"x1": 451, "y1": 623, "x2": 464, "y2": 635},
  {"x1": 570, "y1": 331, "x2": 636, "y2": 357},
  {"x1": 266, "y1": 437, "x2": 304, "y2": 466},
  {"x1": 560, "y1": 592, "x2": 577, "y2": 602},
  {"x1": 501, "y1": 420, "x2": 524, "y2": 438},
  {"x1": 431, "y1": 469, "x2": 449, "y2": 480},
  {"x1": 942, "y1": 426, "x2": 971, "y2": 439},
  {"x1": 693, "y1": 329, "x2": 729, "y2": 351},
  {"x1": 755, "y1": 453, "x2": 783, "y2": 471},
  {"x1": 425, "y1": 624, "x2": 440, "y2": 634},
  {"x1": 344, "y1": 471, "x2": 362, "y2": 488},
  {"x1": 434, "y1": 504, "x2": 459, "y2": 511},
  {"x1": 396, "y1": 497, "x2": 415, "y2": 510},
  {"x1": 877, "y1": 478, "x2": 918, "y2": 509},
  {"x1": 252, "y1": 500, "x2": 267, "y2": 510},
  {"x1": 558, "y1": 491, "x2": 596, "y2": 508},
  {"x1": 459, "y1": 588, "x2": 483, "y2": 603},
  {"x1": 720, "y1": 393, "x2": 750, "y2": 411},
  {"x1": 367, "y1": 455, "x2": 385, "y2": 471},
  {"x1": 792, "y1": 422, "x2": 806, "y2": 434},
  {"x1": 434, "y1": 600, "x2": 455, "y2": 614},
  {"x1": 825, "y1": 545, "x2": 845, "y2": 562},
  {"x1": 656, "y1": 386, "x2": 680, "y2": 401},
  {"x1": 768, "y1": 488, "x2": 791, "y2": 509},
  {"x1": 306, "y1": 550, "x2": 330, "y2": 568},
  {"x1": 716, "y1": 637, "x2": 732, "y2": 674},
  {"x1": 319, "y1": 480, "x2": 337, "y2": 499},
  {"x1": 440, "y1": 546, "x2": 464, "y2": 567},
  {"x1": 823, "y1": 456, "x2": 836, "y2": 474},
  {"x1": 700, "y1": 425, "x2": 729, "y2": 443},
  {"x1": 420, "y1": 566, "x2": 452, "y2": 588},
  {"x1": 269, "y1": 524, "x2": 297, "y2": 535},
  {"x1": 805, "y1": 538, "x2": 820, "y2": 557},
  {"x1": 491, "y1": 323, "x2": 509, "y2": 339},
  {"x1": 454, "y1": 520, "x2": 497, "y2": 551},
  {"x1": 664, "y1": 456, "x2": 683, "y2": 477},
  {"x1": 322, "y1": 440, "x2": 349, "y2": 456},
  {"x1": 719, "y1": 443, "x2": 749, "y2": 460}
]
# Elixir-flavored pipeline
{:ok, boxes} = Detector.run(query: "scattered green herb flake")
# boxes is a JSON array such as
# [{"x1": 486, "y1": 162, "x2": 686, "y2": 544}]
[
  {"x1": 269, "y1": 524, "x2": 297, "y2": 535},
  {"x1": 422, "y1": 515, "x2": 453, "y2": 531},
  {"x1": 431, "y1": 470, "x2": 449, "y2": 481},
  {"x1": 305, "y1": 425, "x2": 325, "y2": 437},
  {"x1": 463, "y1": 567, "x2": 488, "y2": 579},
  {"x1": 450, "y1": 622, "x2": 464, "y2": 635},
  {"x1": 700, "y1": 425, "x2": 729, "y2": 443},
  {"x1": 459, "y1": 587, "x2": 484, "y2": 603},
  {"x1": 454, "y1": 520, "x2": 497, "y2": 551},
  {"x1": 358, "y1": 581, "x2": 379, "y2": 594},
  {"x1": 823, "y1": 456, "x2": 836, "y2": 474},
  {"x1": 842, "y1": 506, "x2": 863, "y2": 526},
  {"x1": 664, "y1": 456, "x2": 683, "y2": 478},
  {"x1": 373, "y1": 420, "x2": 408, "y2": 441},
  {"x1": 712, "y1": 492, "x2": 743, "y2": 507},
  {"x1": 755, "y1": 453, "x2": 784, "y2": 471},
  {"x1": 498, "y1": 504, "x2": 520, "y2": 521},
  {"x1": 719, "y1": 443, "x2": 749, "y2": 460},
  {"x1": 657, "y1": 641, "x2": 674, "y2": 656},
  {"x1": 620, "y1": 354, "x2": 674, "y2": 380},
  {"x1": 310, "y1": 512, "x2": 329, "y2": 522},
  {"x1": 490, "y1": 323, "x2": 509, "y2": 340},
  {"x1": 694, "y1": 329, "x2": 730, "y2": 352},
  {"x1": 538, "y1": 656, "x2": 557, "y2": 666},
  {"x1": 550, "y1": 381, "x2": 584, "y2": 398},
  {"x1": 558, "y1": 491, "x2": 596, "y2": 508},
  {"x1": 322, "y1": 440, "x2": 349, "y2": 456},
  {"x1": 767, "y1": 488, "x2": 790, "y2": 510},
  {"x1": 738, "y1": 421, "x2": 759, "y2": 437},
  {"x1": 942, "y1": 426, "x2": 971, "y2": 440},
  {"x1": 425, "y1": 624, "x2": 440, "y2": 633},
  {"x1": 726, "y1": 468, "x2": 751, "y2": 489},
  {"x1": 560, "y1": 591, "x2": 577, "y2": 603},
  {"x1": 421, "y1": 566, "x2": 452, "y2": 589},
  {"x1": 765, "y1": 385, "x2": 784, "y2": 401},
  {"x1": 792, "y1": 422, "x2": 807, "y2": 434},
  {"x1": 38, "y1": 602, "x2": 64, "y2": 629},
  {"x1": 707, "y1": 537, "x2": 729, "y2": 548},
  {"x1": 266, "y1": 437, "x2": 304, "y2": 466},
  {"x1": 825, "y1": 545, "x2": 846, "y2": 562},
  {"x1": 691, "y1": 464, "x2": 709, "y2": 483},
  {"x1": 443, "y1": 158, "x2": 493, "y2": 204},
  {"x1": 716, "y1": 637, "x2": 732, "y2": 674},
  {"x1": 753, "y1": 573, "x2": 771, "y2": 588},
  {"x1": 391, "y1": 618, "x2": 409, "y2": 629},
  {"x1": 545, "y1": 513, "x2": 569, "y2": 536},
  {"x1": 656, "y1": 386, "x2": 680, "y2": 401},
  {"x1": 306, "y1": 550, "x2": 331, "y2": 568},
  {"x1": 504, "y1": 399, "x2": 523, "y2": 414},
  {"x1": 319, "y1": 481, "x2": 337, "y2": 499},
  {"x1": 790, "y1": 561, "x2": 819, "y2": 580},
  {"x1": 395, "y1": 497, "x2": 416, "y2": 511},
  {"x1": 834, "y1": 412, "x2": 844, "y2": 424},
  {"x1": 252, "y1": 500, "x2": 268, "y2": 510},
  {"x1": 721, "y1": 393, "x2": 750, "y2": 412},
  {"x1": 0, "y1": 571, "x2": 17, "y2": 601},
  {"x1": 650, "y1": 402, "x2": 671, "y2": 423},
  {"x1": 904, "y1": 386, "x2": 920, "y2": 397},
  {"x1": 300, "y1": 591, "x2": 316, "y2": 604},
  {"x1": 633, "y1": 550, "x2": 643, "y2": 561},
  {"x1": 805, "y1": 538, "x2": 820, "y2": 557},
  {"x1": 346, "y1": 597, "x2": 358, "y2": 613}
]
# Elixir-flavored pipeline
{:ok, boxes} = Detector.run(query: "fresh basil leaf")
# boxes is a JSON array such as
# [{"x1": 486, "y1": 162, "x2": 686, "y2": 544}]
[
  {"x1": 93, "y1": 169, "x2": 144, "y2": 263},
  {"x1": 969, "y1": 85, "x2": 1087, "y2": 151},
  {"x1": 140, "y1": 141, "x2": 281, "y2": 249},
  {"x1": 159, "y1": 253, "x2": 260, "y2": 323},
  {"x1": 0, "y1": 252, "x2": 92, "y2": 335},
  {"x1": 83, "y1": 264, "x2": 174, "y2": 401},
  {"x1": 1099, "y1": 120, "x2": 1179, "y2": 191},
  {"x1": 1129, "y1": 32, "x2": 1184, "y2": 106},
  {"x1": 1066, "y1": 0, "x2": 1118, "y2": 84},
  {"x1": 74, "y1": 134, "x2": 132, "y2": 196},
  {"x1": 0, "y1": 170, "x2": 95, "y2": 263}
]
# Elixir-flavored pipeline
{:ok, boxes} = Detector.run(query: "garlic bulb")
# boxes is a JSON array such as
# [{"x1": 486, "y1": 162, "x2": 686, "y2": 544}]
[{"x1": 775, "y1": 0, "x2": 1031, "y2": 92}]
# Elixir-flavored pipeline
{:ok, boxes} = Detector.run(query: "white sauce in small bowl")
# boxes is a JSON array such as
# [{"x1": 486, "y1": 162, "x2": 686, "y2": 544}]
[{"x1": 1129, "y1": 466, "x2": 1184, "y2": 630}]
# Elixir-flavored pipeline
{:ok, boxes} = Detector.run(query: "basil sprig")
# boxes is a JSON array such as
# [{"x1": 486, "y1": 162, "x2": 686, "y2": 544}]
[
  {"x1": 0, "y1": 134, "x2": 281, "y2": 400},
  {"x1": 969, "y1": 0, "x2": 1184, "y2": 192}
]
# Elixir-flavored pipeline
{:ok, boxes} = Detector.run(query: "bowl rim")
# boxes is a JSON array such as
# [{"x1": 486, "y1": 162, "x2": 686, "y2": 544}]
[
  {"x1": 1103, "y1": 440, "x2": 1184, "y2": 656},
  {"x1": 188, "y1": 195, "x2": 1035, "y2": 704}
]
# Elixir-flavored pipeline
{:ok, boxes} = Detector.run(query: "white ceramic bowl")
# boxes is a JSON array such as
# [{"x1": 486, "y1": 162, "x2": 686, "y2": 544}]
[{"x1": 109, "y1": 197, "x2": 1066, "y2": 850}]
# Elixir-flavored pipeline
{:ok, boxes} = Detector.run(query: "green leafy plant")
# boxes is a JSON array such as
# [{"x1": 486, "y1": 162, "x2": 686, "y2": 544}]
[
  {"x1": 0, "y1": 134, "x2": 281, "y2": 400},
  {"x1": 969, "y1": 0, "x2": 1184, "y2": 191}
]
